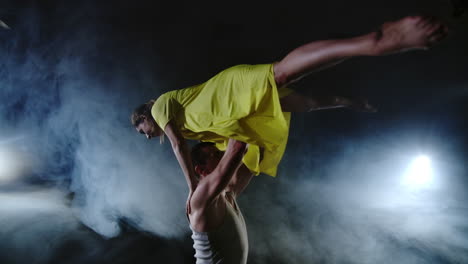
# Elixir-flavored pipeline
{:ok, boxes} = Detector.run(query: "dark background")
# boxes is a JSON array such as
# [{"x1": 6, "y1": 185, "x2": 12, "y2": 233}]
[{"x1": 0, "y1": 0, "x2": 467, "y2": 263}]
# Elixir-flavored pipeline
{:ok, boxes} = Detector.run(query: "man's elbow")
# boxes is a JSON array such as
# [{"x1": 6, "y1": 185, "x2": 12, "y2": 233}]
[{"x1": 232, "y1": 141, "x2": 248, "y2": 156}]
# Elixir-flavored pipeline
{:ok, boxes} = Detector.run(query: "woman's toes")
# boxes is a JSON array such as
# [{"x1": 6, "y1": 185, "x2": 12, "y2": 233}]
[
  {"x1": 428, "y1": 21, "x2": 442, "y2": 32},
  {"x1": 421, "y1": 16, "x2": 437, "y2": 30},
  {"x1": 415, "y1": 15, "x2": 429, "y2": 27},
  {"x1": 427, "y1": 22, "x2": 442, "y2": 36},
  {"x1": 437, "y1": 24, "x2": 449, "y2": 35},
  {"x1": 428, "y1": 24, "x2": 448, "y2": 42},
  {"x1": 428, "y1": 33, "x2": 447, "y2": 45}
]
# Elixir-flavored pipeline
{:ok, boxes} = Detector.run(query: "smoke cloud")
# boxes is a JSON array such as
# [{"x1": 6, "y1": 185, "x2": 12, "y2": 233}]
[
  {"x1": 0, "y1": 2, "x2": 191, "y2": 262},
  {"x1": 243, "y1": 132, "x2": 468, "y2": 263}
]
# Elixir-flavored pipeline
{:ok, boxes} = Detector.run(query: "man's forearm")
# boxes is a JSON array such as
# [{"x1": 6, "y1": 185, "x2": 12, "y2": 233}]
[
  {"x1": 228, "y1": 165, "x2": 254, "y2": 196},
  {"x1": 209, "y1": 140, "x2": 247, "y2": 192},
  {"x1": 189, "y1": 140, "x2": 247, "y2": 208}
]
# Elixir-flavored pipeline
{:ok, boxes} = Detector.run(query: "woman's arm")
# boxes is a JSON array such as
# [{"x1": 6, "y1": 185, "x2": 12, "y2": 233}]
[{"x1": 164, "y1": 120, "x2": 198, "y2": 192}]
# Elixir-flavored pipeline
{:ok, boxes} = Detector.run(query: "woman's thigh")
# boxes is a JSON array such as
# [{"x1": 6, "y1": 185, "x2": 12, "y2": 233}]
[{"x1": 279, "y1": 92, "x2": 317, "y2": 112}]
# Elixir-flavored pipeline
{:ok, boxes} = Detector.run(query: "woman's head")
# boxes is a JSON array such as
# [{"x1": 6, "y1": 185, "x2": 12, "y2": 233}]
[{"x1": 131, "y1": 100, "x2": 163, "y2": 140}]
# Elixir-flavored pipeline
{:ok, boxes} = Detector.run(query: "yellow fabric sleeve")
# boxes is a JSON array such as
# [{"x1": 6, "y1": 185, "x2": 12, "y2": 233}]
[{"x1": 151, "y1": 93, "x2": 182, "y2": 131}]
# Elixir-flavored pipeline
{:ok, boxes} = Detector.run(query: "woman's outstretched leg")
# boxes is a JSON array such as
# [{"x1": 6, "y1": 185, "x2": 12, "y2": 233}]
[
  {"x1": 273, "y1": 15, "x2": 448, "y2": 87},
  {"x1": 279, "y1": 93, "x2": 376, "y2": 113}
]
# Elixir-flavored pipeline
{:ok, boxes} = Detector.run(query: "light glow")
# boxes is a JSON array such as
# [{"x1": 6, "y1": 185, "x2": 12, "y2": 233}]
[
  {"x1": 402, "y1": 155, "x2": 433, "y2": 188},
  {"x1": 0, "y1": 148, "x2": 27, "y2": 183}
]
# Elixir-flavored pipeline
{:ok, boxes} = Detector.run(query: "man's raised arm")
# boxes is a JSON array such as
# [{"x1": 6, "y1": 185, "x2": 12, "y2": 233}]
[{"x1": 191, "y1": 139, "x2": 247, "y2": 209}]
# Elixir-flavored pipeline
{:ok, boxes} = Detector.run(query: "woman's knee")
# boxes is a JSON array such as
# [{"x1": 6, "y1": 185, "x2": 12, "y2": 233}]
[{"x1": 273, "y1": 62, "x2": 290, "y2": 88}]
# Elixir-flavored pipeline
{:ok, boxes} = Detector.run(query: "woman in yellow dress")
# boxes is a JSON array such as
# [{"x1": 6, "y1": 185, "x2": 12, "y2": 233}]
[{"x1": 131, "y1": 16, "x2": 447, "y2": 205}]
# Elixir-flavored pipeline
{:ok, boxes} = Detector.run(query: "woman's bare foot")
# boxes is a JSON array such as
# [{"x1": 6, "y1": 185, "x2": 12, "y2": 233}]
[
  {"x1": 374, "y1": 16, "x2": 448, "y2": 55},
  {"x1": 341, "y1": 97, "x2": 377, "y2": 113}
]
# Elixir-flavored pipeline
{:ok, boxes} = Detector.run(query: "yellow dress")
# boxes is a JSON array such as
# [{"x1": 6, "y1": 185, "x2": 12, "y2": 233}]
[{"x1": 151, "y1": 64, "x2": 292, "y2": 177}]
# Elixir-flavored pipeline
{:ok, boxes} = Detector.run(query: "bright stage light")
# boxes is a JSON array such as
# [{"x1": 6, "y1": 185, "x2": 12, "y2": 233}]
[
  {"x1": 402, "y1": 155, "x2": 433, "y2": 188},
  {"x1": 0, "y1": 148, "x2": 28, "y2": 183}
]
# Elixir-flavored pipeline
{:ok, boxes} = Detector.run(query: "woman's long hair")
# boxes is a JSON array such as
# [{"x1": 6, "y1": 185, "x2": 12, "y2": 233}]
[{"x1": 131, "y1": 99, "x2": 155, "y2": 127}]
